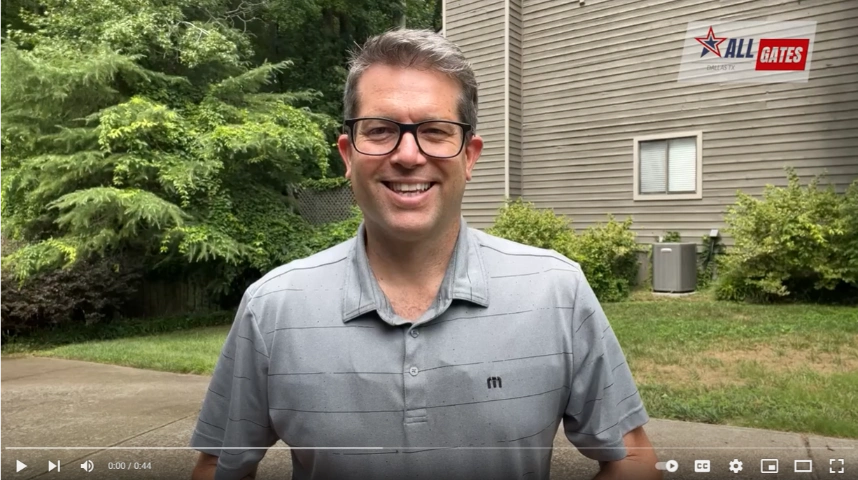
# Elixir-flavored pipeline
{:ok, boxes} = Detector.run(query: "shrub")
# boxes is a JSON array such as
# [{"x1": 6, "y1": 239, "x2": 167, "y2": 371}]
[
  {"x1": 716, "y1": 169, "x2": 858, "y2": 302},
  {"x1": 486, "y1": 198, "x2": 575, "y2": 249},
  {"x1": 1, "y1": 255, "x2": 142, "y2": 336},
  {"x1": 566, "y1": 217, "x2": 641, "y2": 302},
  {"x1": 487, "y1": 200, "x2": 640, "y2": 302},
  {"x1": 306, "y1": 206, "x2": 363, "y2": 252},
  {"x1": 834, "y1": 181, "x2": 858, "y2": 286}
]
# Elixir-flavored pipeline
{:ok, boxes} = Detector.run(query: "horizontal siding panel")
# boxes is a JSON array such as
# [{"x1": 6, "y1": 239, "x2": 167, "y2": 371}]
[
  {"x1": 525, "y1": 112, "x2": 858, "y2": 143},
  {"x1": 524, "y1": 25, "x2": 855, "y2": 78},
  {"x1": 526, "y1": 0, "x2": 720, "y2": 27},
  {"x1": 525, "y1": 129, "x2": 858, "y2": 158},
  {"x1": 448, "y1": 21, "x2": 504, "y2": 36},
  {"x1": 525, "y1": 0, "x2": 848, "y2": 44},
  {"x1": 477, "y1": 70, "x2": 507, "y2": 84},
  {"x1": 523, "y1": 64, "x2": 858, "y2": 106},
  {"x1": 520, "y1": 170, "x2": 856, "y2": 195},
  {"x1": 524, "y1": 99, "x2": 858, "y2": 135},
  {"x1": 525, "y1": 5, "x2": 853, "y2": 59},
  {"x1": 525, "y1": 126, "x2": 857, "y2": 154},
  {"x1": 523, "y1": 81, "x2": 858, "y2": 123},
  {"x1": 522, "y1": 38, "x2": 856, "y2": 90},
  {"x1": 524, "y1": 65, "x2": 856, "y2": 108},
  {"x1": 522, "y1": 56, "x2": 856, "y2": 104}
]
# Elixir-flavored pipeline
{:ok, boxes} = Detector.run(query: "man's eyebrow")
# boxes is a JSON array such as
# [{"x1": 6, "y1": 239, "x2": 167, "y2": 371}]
[{"x1": 359, "y1": 114, "x2": 459, "y2": 123}]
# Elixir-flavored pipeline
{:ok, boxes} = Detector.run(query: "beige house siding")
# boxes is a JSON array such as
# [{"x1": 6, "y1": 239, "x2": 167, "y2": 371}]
[
  {"x1": 447, "y1": 0, "x2": 858, "y2": 239},
  {"x1": 509, "y1": 0, "x2": 524, "y2": 199},
  {"x1": 446, "y1": 0, "x2": 508, "y2": 227}
]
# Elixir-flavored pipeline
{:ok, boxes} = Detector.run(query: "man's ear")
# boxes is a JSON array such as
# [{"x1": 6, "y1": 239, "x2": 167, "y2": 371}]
[
  {"x1": 464, "y1": 134, "x2": 483, "y2": 182},
  {"x1": 337, "y1": 134, "x2": 353, "y2": 179}
]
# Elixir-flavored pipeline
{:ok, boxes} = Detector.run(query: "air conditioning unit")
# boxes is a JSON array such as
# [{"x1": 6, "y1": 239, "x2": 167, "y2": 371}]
[{"x1": 652, "y1": 243, "x2": 697, "y2": 293}]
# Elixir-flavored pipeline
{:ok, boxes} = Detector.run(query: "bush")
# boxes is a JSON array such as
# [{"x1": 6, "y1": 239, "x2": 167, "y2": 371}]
[
  {"x1": 486, "y1": 198, "x2": 575, "y2": 249},
  {"x1": 567, "y1": 217, "x2": 641, "y2": 302},
  {"x1": 487, "y1": 199, "x2": 640, "y2": 302},
  {"x1": 1, "y1": 255, "x2": 142, "y2": 336},
  {"x1": 716, "y1": 169, "x2": 858, "y2": 302},
  {"x1": 306, "y1": 206, "x2": 363, "y2": 252}
]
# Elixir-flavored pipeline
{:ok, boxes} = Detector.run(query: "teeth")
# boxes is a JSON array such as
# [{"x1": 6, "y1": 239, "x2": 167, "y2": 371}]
[{"x1": 391, "y1": 182, "x2": 431, "y2": 192}]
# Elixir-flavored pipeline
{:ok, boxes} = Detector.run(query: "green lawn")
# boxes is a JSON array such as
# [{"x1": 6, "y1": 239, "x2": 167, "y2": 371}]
[
  {"x1": 32, "y1": 326, "x2": 230, "y2": 374},
  {"x1": 4, "y1": 292, "x2": 857, "y2": 438},
  {"x1": 608, "y1": 291, "x2": 858, "y2": 438}
]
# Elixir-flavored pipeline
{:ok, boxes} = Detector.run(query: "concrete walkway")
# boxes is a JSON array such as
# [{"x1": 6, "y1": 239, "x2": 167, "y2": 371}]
[{"x1": 2, "y1": 357, "x2": 854, "y2": 479}]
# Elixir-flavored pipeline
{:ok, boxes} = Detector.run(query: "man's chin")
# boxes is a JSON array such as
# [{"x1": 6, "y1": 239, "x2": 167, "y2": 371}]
[{"x1": 374, "y1": 214, "x2": 442, "y2": 242}]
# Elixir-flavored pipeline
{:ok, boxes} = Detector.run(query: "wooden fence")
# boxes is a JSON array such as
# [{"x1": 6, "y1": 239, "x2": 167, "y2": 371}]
[{"x1": 125, "y1": 280, "x2": 217, "y2": 318}]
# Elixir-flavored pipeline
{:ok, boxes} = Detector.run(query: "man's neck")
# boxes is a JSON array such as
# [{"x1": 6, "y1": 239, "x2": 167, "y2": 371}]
[{"x1": 364, "y1": 219, "x2": 460, "y2": 291}]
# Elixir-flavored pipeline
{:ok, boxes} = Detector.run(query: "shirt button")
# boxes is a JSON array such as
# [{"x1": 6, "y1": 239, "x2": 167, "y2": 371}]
[
  {"x1": 409, "y1": 366, "x2": 419, "y2": 376},
  {"x1": 410, "y1": 329, "x2": 419, "y2": 338}
]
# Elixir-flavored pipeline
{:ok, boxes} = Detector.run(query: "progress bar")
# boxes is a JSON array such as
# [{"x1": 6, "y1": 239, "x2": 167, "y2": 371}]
[{"x1": 5, "y1": 446, "x2": 854, "y2": 450}]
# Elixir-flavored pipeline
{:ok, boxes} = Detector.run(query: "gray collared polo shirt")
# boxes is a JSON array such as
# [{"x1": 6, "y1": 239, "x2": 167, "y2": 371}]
[{"x1": 191, "y1": 219, "x2": 649, "y2": 480}]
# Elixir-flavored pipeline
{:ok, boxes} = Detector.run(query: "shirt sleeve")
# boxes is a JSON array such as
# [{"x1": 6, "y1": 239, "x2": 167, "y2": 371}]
[
  {"x1": 563, "y1": 271, "x2": 649, "y2": 462},
  {"x1": 190, "y1": 289, "x2": 279, "y2": 479}
]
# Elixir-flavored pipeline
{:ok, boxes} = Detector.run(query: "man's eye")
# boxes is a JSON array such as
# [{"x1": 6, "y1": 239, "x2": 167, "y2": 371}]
[{"x1": 366, "y1": 128, "x2": 394, "y2": 135}]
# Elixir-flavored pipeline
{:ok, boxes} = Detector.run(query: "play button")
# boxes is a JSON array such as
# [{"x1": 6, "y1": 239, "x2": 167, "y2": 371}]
[{"x1": 16, "y1": 460, "x2": 27, "y2": 472}]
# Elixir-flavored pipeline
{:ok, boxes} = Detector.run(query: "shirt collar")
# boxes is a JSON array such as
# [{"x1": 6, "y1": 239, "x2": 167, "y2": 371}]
[{"x1": 341, "y1": 217, "x2": 490, "y2": 324}]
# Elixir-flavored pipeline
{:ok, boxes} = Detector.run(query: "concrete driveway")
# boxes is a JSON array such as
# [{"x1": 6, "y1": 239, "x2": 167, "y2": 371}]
[{"x1": 2, "y1": 357, "x2": 855, "y2": 479}]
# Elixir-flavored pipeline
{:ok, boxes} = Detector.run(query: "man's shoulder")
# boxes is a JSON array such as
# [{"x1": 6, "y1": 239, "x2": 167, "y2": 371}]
[
  {"x1": 246, "y1": 237, "x2": 355, "y2": 300},
  {"x1": 469, "y1": 228, "x2": 584, "y2": 277}
]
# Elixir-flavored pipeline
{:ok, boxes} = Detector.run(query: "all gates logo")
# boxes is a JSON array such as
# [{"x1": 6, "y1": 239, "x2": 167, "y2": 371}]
[
  {"x1": 679, "y1": 21, "x2": 816, "y2": 83},
  {"x1": 694, "y1": 26, "x2": 809, "y2": 71}
]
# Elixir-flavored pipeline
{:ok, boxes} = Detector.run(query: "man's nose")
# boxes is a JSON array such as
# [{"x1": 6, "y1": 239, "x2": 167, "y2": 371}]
[{"x1": 391, "y1": 132, "x2": 426, "y2": 168}]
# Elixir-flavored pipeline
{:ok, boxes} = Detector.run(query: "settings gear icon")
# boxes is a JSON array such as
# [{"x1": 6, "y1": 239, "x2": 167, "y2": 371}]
[{"x1": 729, "y1": 459, "x2": 744, "y2": 473}]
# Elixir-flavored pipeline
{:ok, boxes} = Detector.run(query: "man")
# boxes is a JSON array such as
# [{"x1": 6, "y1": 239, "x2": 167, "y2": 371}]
[{"x1": 191, "y1": 29, "x2": 661, "y2": 480}]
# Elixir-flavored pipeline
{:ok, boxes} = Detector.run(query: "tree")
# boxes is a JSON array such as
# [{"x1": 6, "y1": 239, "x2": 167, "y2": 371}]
[{"x1": 1, "y1": 0, "x2": 332, "y2": 296}]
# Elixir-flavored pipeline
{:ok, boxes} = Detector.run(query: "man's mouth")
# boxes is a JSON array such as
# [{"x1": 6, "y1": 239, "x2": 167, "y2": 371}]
[{"x1": 383, "y1": 182, "x2": 435, "y2": 196}]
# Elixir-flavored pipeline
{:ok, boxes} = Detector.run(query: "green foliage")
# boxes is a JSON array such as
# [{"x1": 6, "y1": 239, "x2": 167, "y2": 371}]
[
  {"x1": 566, "y1": 217, "x2": 641, "y2": 302},
  {"x1": 307, "y1": 207, "x2": 364, "y2": 252},
  {"x1": 1, "y1": 0, "x2": 439, "y2": 318},
  {"x1": 488, "y1": 199, "x2": 640, "y2": 302},
  {"x1": 1, "y1": 255, "x2": 142, "y2": 334},
  {"x1": 301, "y1": 177, "x2": 352, "y2": 192},
  {"x1": 835, "y1": 181, "x2": 858, "y2": 286},
  {"x1": 716, "y1": 169, "x2": 858, "y2": 302},
  {"x1": 662, "y1": 231, "x2": 682, "y2": 242},
  {"x1": 1, "y1": 1, "x2": 333, "y2": 299},
  {"x1": 486, "y1": 198, "x2": 575, "y2": 250}
]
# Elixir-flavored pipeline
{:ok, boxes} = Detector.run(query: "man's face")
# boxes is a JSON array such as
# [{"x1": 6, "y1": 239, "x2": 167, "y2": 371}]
[{"x1": 338, "y1": 64, "x2": 483, "y2": 242}]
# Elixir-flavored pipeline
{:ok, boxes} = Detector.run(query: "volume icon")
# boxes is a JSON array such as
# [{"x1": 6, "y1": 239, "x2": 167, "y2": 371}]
[{"x1": 81, "y1": 460, "x2": 94, "y2": 472}]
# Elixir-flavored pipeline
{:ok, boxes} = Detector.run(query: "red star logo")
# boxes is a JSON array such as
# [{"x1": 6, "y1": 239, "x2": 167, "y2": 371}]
[{"x1": 695, "y1": 26, "x2": 727, "y2": 57}]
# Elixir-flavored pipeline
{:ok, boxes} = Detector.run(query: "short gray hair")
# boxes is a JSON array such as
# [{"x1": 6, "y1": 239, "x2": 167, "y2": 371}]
[{"x1": 343, "y1": 29, "x2": 479, "y2": 131}]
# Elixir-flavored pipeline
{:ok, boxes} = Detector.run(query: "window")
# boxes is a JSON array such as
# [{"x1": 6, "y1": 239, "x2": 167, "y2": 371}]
[{"x1": 633, "y1": 131, "x2": 703, "y2": 200}]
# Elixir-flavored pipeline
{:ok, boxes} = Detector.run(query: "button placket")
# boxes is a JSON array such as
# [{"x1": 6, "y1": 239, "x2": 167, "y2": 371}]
[{"x1": 403, "y1": 326, "x2": 427, "y2": 423}]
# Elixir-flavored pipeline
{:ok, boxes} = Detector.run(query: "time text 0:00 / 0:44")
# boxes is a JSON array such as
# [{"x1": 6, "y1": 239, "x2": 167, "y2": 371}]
[{"x1": 107, "y1": 462, "x2": 153, "y2": 470}]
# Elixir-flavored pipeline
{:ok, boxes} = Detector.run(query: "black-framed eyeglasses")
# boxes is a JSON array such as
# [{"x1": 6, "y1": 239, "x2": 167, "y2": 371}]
[{"x1": 344, "y1": 118, "x2": 474, "y2": 159}]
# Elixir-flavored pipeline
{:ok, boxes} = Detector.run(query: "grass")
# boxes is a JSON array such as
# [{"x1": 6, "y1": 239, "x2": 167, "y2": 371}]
[
  {"x1": 2, "y1": 311, "x2": 234, "y2": 374},
  {"x1": 606, "y1": 290, "x2": 858, "y2": 438},
  {"x1": 4, "y1": 291, "x2": 858, "y2": 438},
  {"x1": 31, "y1": 326, "x2": 231, "y2": 374}
]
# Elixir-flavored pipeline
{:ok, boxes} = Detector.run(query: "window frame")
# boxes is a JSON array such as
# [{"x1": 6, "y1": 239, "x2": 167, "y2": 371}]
[{"x1": 633, "y1": 131, "x2": 703, "y2": 201}]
